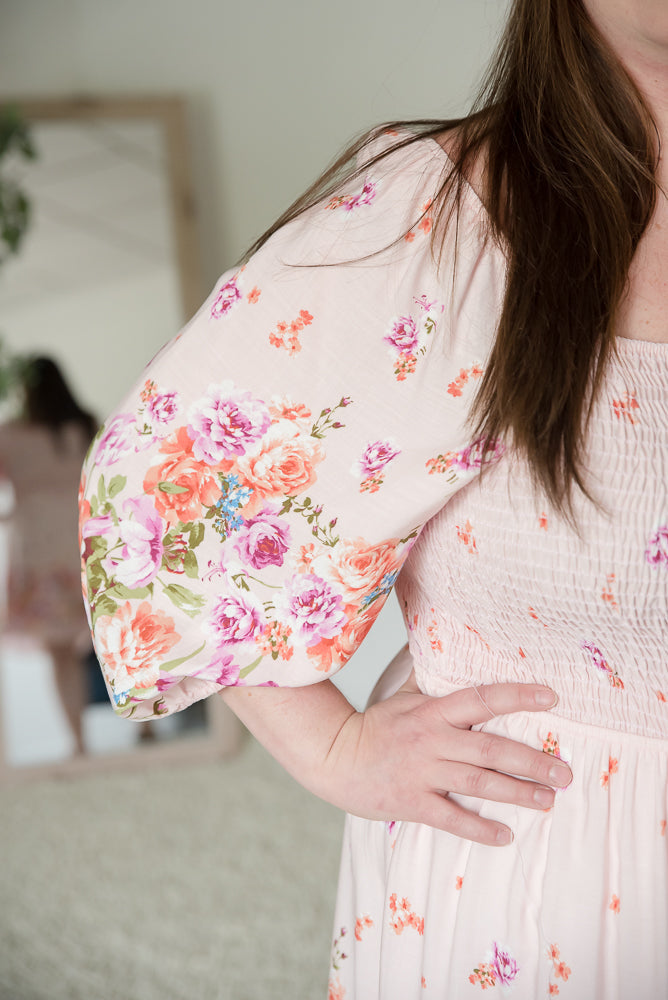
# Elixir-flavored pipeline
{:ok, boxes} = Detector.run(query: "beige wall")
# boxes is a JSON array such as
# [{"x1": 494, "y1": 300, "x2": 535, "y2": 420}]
[
  {"x1": 0, "y1": 0, "x2": 509, "y2": 706},
  {"x1": 0, "y1": 0, "x2": 508, "y2": 277}
]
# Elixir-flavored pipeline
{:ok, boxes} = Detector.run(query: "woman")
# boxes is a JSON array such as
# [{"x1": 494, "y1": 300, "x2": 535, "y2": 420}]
[
  {"x1": 1, "y1": 357, "x2": 96, "y2": 755},
  {"x1": 79, "y1": 0, "x2": 667, "y2": 994}
]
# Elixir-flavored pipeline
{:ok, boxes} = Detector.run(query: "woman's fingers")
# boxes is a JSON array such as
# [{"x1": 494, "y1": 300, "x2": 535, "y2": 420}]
[
  {"x1": 432, "y1": 760, "x2": 557, "y2": 810},
  {"x1": 438, "y1": 682, "x2": 558, "y2": 729},
  {"x1": 418, "y1": 793, "x2": 514, "y2": 846},
  {"x1": 443, "y1": 729, "x2": 572, "y2": 788}
]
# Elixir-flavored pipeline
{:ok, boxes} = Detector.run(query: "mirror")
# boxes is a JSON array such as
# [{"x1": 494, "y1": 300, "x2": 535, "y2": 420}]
[{"x1": 0, "y1": 96, "x2": 241, "y2": 780}]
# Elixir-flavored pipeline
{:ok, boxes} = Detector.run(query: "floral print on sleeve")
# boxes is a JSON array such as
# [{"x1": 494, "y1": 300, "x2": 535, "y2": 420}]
[
  {"x1": 384, "y1": 296, "x2": 443, "y2": 382},
  {"x1": 353, "y1": 439, "x2": 400, "y2": 493}
]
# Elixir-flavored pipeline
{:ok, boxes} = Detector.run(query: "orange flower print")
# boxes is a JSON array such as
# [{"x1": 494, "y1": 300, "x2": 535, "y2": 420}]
[
  {"x1": 354, "y1": 915, "x2": 373, "y2": 942},
  {"x1": 661, "y1": 820, "x2": 667, "y2": 836},
  {"x1": 539, "y1": 511, "x2": 548, "y2": 530},
  {"x1": 456, "y1": 519, "x2": 478, "y2": 554},
  {"x1": 612, "y1": 391, "x2": 640, "y2": 424},
  {"x1": 519, "y1": 646, "x2": 526, "y2": 658},
  {"x1": 465, "y1": 623, "x2": 491, "y2": 650},
  {"x1": 388, "y1": 894, "x2": 424, "y2": 936},
  {"x1": 455, "y1": 876, "x2": 463, "y2": 890},
  {"x1": 427, "y1": 611, "x2": 443, "y2": 652},
  {"x1": 328, "y1": 978, "x2": 346, "y2": 1000},
  {"x1": 657, "y1": 691, "x2": 667, "y2": 703},
  {"x1": 600, "y1": 756, "x2": 618, "y2": 788},
  {"x1": 529, "y1": 606, "x2": 548, "y2": 628},
  {"x1": 447, "y1": 363, "x2": 484, "y2": 398},
  {"x1": 143, "y1": 426, "x2": 224, "y2": 525},
  {"x1": 421, "y1": 977, "x2": 427, "y2": 989},
  {"x1": 601, "y1": 573, "x2": 619, "y2": 611},
  {"x1": 404, "y1": 199, "x2": 434, "y2": 241},
  {"x1": 547, "y1": 943, "x2": 571, "y2": 991},
  {"x1": 543, "y1": 732, "x2": 562, "y2": 758},
  {"x1": 256, "y1": 620, "x2": 294, "y2": 661},
  {"x1": 268, "y1": 309, "x2": 314, "y2": 354},
  {"x1": 235, "y1": 421, "x2": 324, "y2": 516},
  {"x1": 246, "y1": 285, "x2": 261, "y2": 304},
  {"x1": 94, "y1": 601, "x2": 180, "y2": 700},
  {"x1": 610, "y1": 894, "x2": 620, "y2": 914},
  {"x1": 554, "y1": 961, "x2": 571, "y2": 981},
  {"x1": 268, "y1": 396, "x2": 312, "y2": 423}
]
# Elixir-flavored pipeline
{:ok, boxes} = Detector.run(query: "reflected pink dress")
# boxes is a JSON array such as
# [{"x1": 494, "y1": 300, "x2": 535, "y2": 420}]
[{"x1": 78, "y1": 136, "x2": 668, "y2": 997}]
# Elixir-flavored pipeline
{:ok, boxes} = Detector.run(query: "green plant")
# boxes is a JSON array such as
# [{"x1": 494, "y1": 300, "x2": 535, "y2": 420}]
[
  {"x1": 0, "y1": 104, "x2": 36, "y2": 264},
  {"x1": 0, "y1": 104, "x2": 37, "y2": 406}
]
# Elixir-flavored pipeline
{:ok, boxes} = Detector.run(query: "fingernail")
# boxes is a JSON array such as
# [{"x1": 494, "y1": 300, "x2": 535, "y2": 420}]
[
  {"x1": 549, "y1": 763, "x2": 572, "y2": 787},
  {"x1": 535, "y1": 688, "x2": 558, "y2": 708},
  {"x1": 533, "y1": 786, "x2": 555, "y2": 808},
  {"x1": 496, "y1": 827, "x2": 513, "y2": 846}
]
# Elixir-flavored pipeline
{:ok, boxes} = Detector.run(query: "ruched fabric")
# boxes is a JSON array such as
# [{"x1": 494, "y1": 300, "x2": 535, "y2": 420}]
[{"x1": 331, "y1": 338, "x2": 668, "y2": 998}]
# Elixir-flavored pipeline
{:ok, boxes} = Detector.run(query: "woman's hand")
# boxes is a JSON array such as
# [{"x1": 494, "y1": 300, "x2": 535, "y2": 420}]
[
  {"x1": 318, "y1": 680, "x2": 572, "y2": 846},
  {"x1": 222, "y1": 677, "x2": 572, "y2": 846}
]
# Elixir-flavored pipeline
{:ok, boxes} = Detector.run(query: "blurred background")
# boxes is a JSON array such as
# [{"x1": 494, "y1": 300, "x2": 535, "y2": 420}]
[{"x1": 0, "y1": 1, "x2": 507, "y2": 997}]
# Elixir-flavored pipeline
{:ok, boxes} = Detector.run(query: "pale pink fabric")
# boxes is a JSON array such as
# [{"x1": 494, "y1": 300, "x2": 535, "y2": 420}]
[{"x1": 331, "y1": 289, "x2": 668, "y2": 995}]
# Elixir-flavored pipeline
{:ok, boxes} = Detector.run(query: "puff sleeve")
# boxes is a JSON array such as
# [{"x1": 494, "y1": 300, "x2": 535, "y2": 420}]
[{"x1": 79, "y1": 136, "x2": 505, "y2": 719}]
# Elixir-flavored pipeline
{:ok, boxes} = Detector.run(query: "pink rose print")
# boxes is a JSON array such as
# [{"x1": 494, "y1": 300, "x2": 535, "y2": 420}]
[
  {"x1": 147, "y1": 390, "x2": 180, "y2": 426},
  {"x1": 645, "y1": 525, "x2": 668, "y2": 567},
  {"x1": 493, "y1": 943, "x2": 519, "y2": 986},
  {"x1": 95, "y1": 413, "x2": 136, "y2": 466},
  {"x1": 277, "y1": 573, "x2": 346, "y2": 647},
  {"x1": 80, "y1": 513, "x2": 115, "y2": 541},
  {"x1": 206, "y1": 594, "x2": 265, "y2": 645},
  {"x1": 426, "y1": 437, "x2": 505, "y2": 477},
  {"x1": 234, "y1": 508, "x2": 291, "y2": 569},
  {"x1": 211, "y1": 275, "x2": 242, "y2": 318},
  {"x1": 109, "y1": 496, "x2": 165, "y2": 589},
  {"x1": 354, "y1": 439, "x2": 401, "y2": 493},
  {"x1": 384, "y1": 316, "x2": 418, "y2": 354},
  {"x1": 581, "y1": 640, "x2": 624, "y2": 689},
  {"x1": 187, "y1": 382, "x2": 271, "y2": 464},
  {"x1": 193, "y1": 650, "x2": 241, "y2": 686},
  {"x1": 469, "y1": 942, "x2": 519, "y2": 990}
]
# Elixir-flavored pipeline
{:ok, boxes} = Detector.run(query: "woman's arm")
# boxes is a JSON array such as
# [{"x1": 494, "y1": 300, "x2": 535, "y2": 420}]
[{"x1": 221, "y1": 678, "x2": 572, "y2": 846}]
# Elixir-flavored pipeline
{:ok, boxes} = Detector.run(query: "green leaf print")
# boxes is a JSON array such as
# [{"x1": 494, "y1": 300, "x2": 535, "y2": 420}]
[
  {"x1": 239, "y1": 656, "x2": 263, "y2": 680},
  {"x1": 107, "y1": 583, "x2": 152, "y2": 601},
  {"x1": 160, "y1": 641, "x2": 206, "y2": 673},
  {"x1": 94, "y1": 594, "x2": 118, "y2": 618},
  {"x1": 187, "y1": 522, "x2": 205, "y2": 548},
  {"x1": 158, "y1": 481, "x2": 189, "y2": 494},
  {"x1": 108, "y1": 475, "x2": 127, "y2": 499},
  {"x1": 182, "y1": 550, "x2": 199, "y2": 579},
  {"x1": 163, "y1": 583, "x2": 206, "y2": 617}
]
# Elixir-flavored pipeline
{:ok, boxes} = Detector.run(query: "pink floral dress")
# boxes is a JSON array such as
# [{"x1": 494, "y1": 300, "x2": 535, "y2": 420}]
[{"x1": 79, "y1": 136, "x2": 668, "y2": 998}]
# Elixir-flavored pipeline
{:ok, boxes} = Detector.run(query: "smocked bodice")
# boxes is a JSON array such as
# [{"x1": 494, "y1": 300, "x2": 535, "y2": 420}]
[{"x1": 397, "y1": 339, "x2": 668, "y2": 739}]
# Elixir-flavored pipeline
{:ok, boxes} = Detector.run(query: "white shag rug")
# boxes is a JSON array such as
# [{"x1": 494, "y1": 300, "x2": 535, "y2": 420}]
[{"x1": 0, "y1": 736, "x2": 344, "y2": 1000}]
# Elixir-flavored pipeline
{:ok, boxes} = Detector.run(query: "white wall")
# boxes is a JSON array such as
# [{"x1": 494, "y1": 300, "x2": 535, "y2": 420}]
[{"x1": 0, "y1": 0, "x2": 509, "y2": 708}]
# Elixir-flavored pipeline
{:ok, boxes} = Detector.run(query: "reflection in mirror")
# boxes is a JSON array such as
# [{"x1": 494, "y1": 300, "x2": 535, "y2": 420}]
[{"x1": 0, "y1": 97, "x2": 241, "y2": 780}]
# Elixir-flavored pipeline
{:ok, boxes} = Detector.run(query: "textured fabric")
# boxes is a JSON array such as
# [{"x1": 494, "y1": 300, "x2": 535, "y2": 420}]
[
  {"x1": 79, "y1": 136, "x2": 505, "y2": 717},
  {"x1": 329, "y1": 322, "x2": 668, "y2": 997}
]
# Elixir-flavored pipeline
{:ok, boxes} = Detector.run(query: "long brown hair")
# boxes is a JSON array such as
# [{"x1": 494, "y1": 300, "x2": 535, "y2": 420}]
[{"x1": 243, "y1": 0, "x2": 659, "y2": 514}]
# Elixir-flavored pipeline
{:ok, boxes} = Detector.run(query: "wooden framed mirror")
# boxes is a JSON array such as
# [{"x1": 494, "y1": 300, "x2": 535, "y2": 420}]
[{"x1": 0, "y1": 96, "x2": 242, "y2": 781}]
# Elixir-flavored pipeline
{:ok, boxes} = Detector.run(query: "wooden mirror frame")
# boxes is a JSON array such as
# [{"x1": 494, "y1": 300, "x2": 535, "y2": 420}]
[{"x1": 0, "y1": 95, "x2": 242, "y2": 782}]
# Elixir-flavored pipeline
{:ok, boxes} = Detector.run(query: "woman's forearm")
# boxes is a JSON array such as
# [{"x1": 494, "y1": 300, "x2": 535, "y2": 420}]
[{"x1": 220, "y1": 680, "x2": 358, "y2": 798}]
